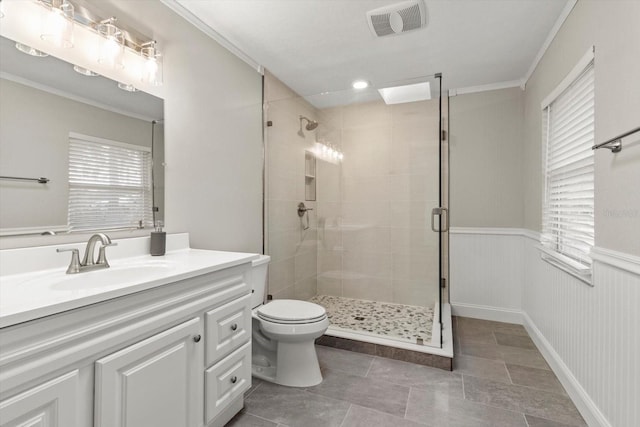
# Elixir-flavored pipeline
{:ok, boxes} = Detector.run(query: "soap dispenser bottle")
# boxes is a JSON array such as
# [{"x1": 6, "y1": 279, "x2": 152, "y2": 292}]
[{"x1": 150, "y1": 221, "x2": 166, "y2": 256}]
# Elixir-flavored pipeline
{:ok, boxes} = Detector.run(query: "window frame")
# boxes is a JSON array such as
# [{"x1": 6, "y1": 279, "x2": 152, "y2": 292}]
[
  {"x1": 67, "y1": 132, "x2": 153, "y2": 232},
  {"x1": 539, "y1": 47, "x2": 595, "y2": 285}
]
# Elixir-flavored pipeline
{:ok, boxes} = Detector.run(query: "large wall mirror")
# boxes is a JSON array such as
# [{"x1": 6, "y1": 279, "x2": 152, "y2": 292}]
[{"x1": 0, "y1": 35, "x2": 164, "y2": 237}]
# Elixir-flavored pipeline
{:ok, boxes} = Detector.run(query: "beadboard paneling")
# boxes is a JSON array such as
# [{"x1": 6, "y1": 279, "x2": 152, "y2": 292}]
[
  {"x1": 450, "y1": 231, "x2": 524, "y2": 317},
  {"x1": 523, "y1": 236, "x2": 639, "y2": 427},
  {"x1": 450, "y1": 228, "x2": 640, "y2": 427}
]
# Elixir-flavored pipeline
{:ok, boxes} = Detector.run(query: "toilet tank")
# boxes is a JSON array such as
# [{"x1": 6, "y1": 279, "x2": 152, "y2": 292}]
[{"x1": 250, "y1": 255, "x2": 271, "y2": 309}]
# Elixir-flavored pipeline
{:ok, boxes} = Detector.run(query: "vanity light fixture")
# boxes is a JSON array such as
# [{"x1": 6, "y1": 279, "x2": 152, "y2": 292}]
[
  {"x1": 140, "y1": 40, "x2": 162, "y2": 86},
  {"x1": 15, "y1": 42, "x2": 49, "y2": 57},
  {"x1": 315, "y1": 140, "x2": 344, "y2": 163},
  {"x1": 5, "y1": 0, "x2": 164, "y2": 88},
  {"x1": 96, "y1": 17, "x2": 124, "y2": 69},
  {"x1": 117, "y1": 82, "x2": 137, "y2": 92},
  {"x1": 73, "y1": 65, "x2": 99, "y2": 76},
  {"x1": 40, "y1": 0, "x2": 74, "y2": 48}
]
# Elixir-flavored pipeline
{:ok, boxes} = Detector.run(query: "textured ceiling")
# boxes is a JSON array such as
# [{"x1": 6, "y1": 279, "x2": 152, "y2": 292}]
[{"x1": 175, "y1": 0, "x2": 570, "y2": 97}]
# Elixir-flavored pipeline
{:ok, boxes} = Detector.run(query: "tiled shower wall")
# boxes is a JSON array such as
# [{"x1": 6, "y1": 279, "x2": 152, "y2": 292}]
[
  {"x1": 264, "y1": 72, "x2": 446, "y2": 310},
  {"x1": 264, "y1": 72, "x2": 318, "y2": 300},
  {"x1": 317, "y1": 100, "x2": 443, "y2": 308}
]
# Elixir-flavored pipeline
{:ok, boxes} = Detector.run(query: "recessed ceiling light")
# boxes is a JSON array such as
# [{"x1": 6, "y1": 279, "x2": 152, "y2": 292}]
[
  {"x1": 378, "y1": 81, "x2": 431, "y2": 105},
  {"x1": 352, "y1": 80, "x2": 369, "y2": 89}
]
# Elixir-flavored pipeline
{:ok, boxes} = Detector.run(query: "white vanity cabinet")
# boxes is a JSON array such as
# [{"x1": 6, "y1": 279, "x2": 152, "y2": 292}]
[
  {"x1": 94, "y1": 318, "x2": 202, "y2": 427},
  {"x1": 0, "y1": 260, "x2": 254, "y2": 427},
  {"x1": 0, "y1": 370, "x2": 79, "y2": 427}
]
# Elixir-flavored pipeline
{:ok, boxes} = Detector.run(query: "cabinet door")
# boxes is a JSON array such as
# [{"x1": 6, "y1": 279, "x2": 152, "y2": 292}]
[
  {"x1": 0, "y1": 370, "x2": 79, "y2": 427},
  {"x1": 94, "y1": 318, "x2": 202, "y2": 427}
]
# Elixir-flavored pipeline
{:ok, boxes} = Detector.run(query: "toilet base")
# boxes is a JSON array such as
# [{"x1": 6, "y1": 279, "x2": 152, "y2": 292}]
[{"x1": 252, "y1": 340, "x2": 323, "y2": 387}]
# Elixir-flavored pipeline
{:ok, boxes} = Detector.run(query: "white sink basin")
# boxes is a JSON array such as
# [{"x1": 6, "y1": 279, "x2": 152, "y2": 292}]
[{"x1": 14, "y1": 260, "x2": 178, "y2": 291}]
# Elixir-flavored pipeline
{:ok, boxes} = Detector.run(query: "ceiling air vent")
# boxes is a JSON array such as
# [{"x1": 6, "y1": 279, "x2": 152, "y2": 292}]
[{"x1": 367, "y1": 0, "x2": 427, "y2": 37}]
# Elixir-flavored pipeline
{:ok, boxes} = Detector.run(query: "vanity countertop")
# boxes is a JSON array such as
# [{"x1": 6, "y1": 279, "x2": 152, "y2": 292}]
[{"x1": 0, "y1": 235, "x2": 259, "y2": 328}]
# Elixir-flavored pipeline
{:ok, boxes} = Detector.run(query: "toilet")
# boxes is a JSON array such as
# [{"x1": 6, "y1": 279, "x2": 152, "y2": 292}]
[{"x1": 250, "y1": 255, "x2": 329, "y2": 387}]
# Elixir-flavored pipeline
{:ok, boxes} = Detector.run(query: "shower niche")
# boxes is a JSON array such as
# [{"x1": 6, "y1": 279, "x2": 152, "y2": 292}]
[{"x1": 305, "y1": 151, "x2": 316, "y2": 201}]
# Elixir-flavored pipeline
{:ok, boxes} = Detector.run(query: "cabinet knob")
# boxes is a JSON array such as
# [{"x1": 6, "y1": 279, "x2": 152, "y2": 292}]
[
  {"x1": 193, "y1": 334, "x2": 201, "y2": 343},
  {"x1": 230, "y1": 376, "x2": 238, "y2": 384},
  {"x1": 230, "y1": 323, "x2": 238, "y2": 331}
]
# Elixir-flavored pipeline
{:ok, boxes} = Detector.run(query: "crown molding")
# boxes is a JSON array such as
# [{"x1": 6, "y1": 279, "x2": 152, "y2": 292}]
[
  {"x1": 160, "y1": 0, "x2": 263, "y2": 74},
  {"x1": 522, "y1": 0, "x2": 578, "y2": 88},
  {"x1": 591, "y1": 246, "x2": 640, "y2": 276},
  {"x1": 448, "y1": 80, "x2": 523, "y2": 97}
]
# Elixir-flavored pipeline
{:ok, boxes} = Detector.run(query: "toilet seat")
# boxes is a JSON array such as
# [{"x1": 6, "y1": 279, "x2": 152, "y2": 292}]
[{"x1": 257, "y1": 299, "x2": 327, "y2": 324}]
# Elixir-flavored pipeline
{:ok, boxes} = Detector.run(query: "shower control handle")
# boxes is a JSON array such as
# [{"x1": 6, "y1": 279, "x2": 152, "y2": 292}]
[{"x1": 297, "y1": 202, "x2": 313, "y2": 217}]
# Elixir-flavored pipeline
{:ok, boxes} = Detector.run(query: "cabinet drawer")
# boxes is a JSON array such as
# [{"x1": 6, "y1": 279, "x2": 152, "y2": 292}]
[
  {"x1": 205, "y1": 293, "x2": 251, "y2": 366},
  {"x1": 205, "y1": 341, "x2": 251, "y2": 424}
]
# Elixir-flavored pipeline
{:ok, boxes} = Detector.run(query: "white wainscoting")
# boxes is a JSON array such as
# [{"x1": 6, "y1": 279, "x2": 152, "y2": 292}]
[
  {"x1": 450, "y1": 227, "x2": 640, "y2": 427},
  {"x1": 450, "y1": 228, "x2": 526, "y2": 324}
]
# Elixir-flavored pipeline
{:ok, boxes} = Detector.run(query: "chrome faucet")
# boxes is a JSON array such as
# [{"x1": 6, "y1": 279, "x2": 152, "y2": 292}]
[{"x1": 57, "y1": 233, "x2": 118, "y2": 274}]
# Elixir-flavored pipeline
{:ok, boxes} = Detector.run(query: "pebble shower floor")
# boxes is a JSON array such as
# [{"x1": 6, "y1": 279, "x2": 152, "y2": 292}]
[{"x1": 309, "y1": 295, "x2": 434, "y2": 344}]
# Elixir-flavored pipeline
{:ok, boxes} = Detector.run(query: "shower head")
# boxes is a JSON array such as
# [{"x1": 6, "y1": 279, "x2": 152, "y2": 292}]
[{"x1": 300, "y1": 116, "x2": 319, "y2": 131}]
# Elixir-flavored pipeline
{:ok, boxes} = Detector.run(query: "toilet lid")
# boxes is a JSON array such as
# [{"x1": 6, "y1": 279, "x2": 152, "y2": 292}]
[{"x1": 257, "y1": 300, "x2": 327, "y2": 324}]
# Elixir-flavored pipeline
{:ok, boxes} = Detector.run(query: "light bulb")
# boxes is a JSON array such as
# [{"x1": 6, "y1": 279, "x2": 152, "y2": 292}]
[
  {"x1": 105, "y1": 37, "x2": 120, "y2": 57},
  {"x1": 41, "y1": 0, "x2": 74, "y2": 48},
  {"x1": 145, "y1": 58, "x2": 158, "y2": 76},
  {"x1": 141, "y1": 41, "x2": 163, "y2": 86},
  {"x1": 97, "y1": 18, "x2": 124, "y2": 69},
  {"x1": 338, "y1": 152, "x2": 344, "y2": 160}
]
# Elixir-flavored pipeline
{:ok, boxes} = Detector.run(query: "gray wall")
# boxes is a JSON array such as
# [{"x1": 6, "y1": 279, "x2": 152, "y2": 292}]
[
  {"x1": 0, "y1": 78, "x2": 152, "y2": 230},
  {"x1": 450, "y1": 1, "x2": 640, "y2": 257},
  {"x1": 523, "y1": 0, "x2": 640, "y2": 256},
  {"x1": 449, "y1": 87, "x2": 524, "y2": 228},
  {"x1": 104, "y1": 0, "x2": 264, "y2": 254}
]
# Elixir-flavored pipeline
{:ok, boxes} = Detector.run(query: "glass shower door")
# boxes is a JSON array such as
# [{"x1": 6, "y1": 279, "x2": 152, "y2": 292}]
[{"x1": 263, "y1": 72, "x2": 446, "y2": 348}]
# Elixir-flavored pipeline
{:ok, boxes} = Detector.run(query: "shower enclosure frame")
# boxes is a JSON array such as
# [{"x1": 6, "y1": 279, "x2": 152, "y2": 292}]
[{"x1": 262, "y1": 71, "x2": 452, "y2": 364}]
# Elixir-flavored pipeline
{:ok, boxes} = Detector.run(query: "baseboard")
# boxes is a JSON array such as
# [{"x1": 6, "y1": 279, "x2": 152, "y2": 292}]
[
  {"x1": 523, "y1": 313, "x2": 610, "y2": 427},
  {"x1": 451, "y1": 302, "x2": 524, "y2": 325}
]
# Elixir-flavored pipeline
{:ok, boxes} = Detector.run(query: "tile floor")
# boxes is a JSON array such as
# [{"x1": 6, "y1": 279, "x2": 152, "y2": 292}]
[{"x1": 226, "y1": 317, "x2": 586, "y2": 427}]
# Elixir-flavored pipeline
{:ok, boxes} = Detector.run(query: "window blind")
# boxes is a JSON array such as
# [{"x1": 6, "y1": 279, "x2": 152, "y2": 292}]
[
  {"x1": 542, "y1": 61, "x2": 595, "y2": 272},
  {"x1": 68, "y1": 134, "x2": 153, "y2": 232}
]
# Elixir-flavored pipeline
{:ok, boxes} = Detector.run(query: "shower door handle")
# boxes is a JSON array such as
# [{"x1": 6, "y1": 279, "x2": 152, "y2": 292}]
[{"x1": 431, "y1": 207, "x2": 449, "y2": 232}]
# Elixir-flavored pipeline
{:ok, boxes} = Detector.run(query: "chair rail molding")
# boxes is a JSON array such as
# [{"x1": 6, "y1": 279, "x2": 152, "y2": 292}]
[{"x1": 591, "y1": 246, "x2": 640, "y2": 275}]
